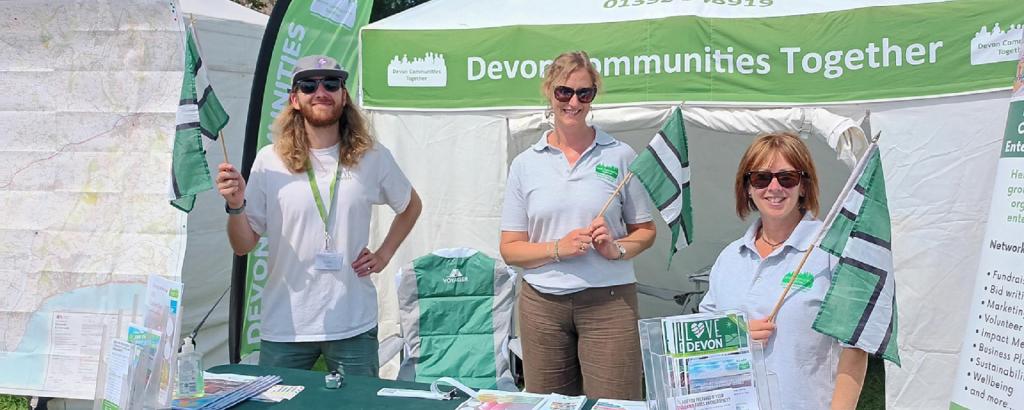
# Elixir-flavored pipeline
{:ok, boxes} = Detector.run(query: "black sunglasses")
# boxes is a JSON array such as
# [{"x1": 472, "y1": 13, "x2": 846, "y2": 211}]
[
  {"x1": 745, "y1": 170, "x2": 806, "y2": 189},
  {"x1": 553, "y1": 86, "x2": 597, "y2": 103},
  {"x1": 294, "y1": 77, "x2": 344, "y2": 94}
]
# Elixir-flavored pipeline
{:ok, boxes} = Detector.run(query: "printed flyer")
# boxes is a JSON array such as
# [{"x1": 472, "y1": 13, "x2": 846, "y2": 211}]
[{"x1": 660, "y1": 313, "x2": 759, "y2": 410}]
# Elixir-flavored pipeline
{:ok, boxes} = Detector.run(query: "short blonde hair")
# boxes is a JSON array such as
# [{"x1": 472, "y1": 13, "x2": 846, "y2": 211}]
[
  {"x1": 540, "y1": 51, "x2": 602, "y2": 101},
  {"x1": 734, "y1": 132, "x2": 820, "y2": 219}
]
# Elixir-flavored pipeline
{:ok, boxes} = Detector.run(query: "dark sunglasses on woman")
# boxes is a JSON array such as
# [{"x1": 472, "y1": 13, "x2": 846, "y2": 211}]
[
  {"x1": 553, "y1": 85, "x2": 597, "y2": 103},
  {"x1": 746, "y1": 170, "x2": 806, "y2": 189},
  {"x1": 295, "y1": 77, "x2": 344, "y2": 94}
]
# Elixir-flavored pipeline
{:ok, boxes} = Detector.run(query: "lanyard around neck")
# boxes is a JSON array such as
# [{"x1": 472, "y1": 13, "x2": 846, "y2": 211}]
[{"x1": 305, "y1": 157, "x2": 342, "y2": 234}]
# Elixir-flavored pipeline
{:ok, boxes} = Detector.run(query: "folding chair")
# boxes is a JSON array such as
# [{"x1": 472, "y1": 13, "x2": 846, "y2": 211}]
[{"x1": 392, "y1": 248, "x2": 518, "y2": 390}]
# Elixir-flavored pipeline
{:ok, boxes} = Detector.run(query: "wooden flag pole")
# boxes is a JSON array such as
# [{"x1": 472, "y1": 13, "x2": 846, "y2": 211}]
[
  {"x1": 219, "y1": 131, "x2": 229, "y2": 164},
  {"x1": 597, "y1": 171, "x2": 634, "y2": 217}
]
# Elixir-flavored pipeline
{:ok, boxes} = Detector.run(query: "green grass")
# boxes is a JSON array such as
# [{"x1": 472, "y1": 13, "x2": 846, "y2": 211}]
[
  {"x1": 0, "y1": 394, "x2": 27, "y2": 410},
  {"x1": 858, "y1": 356, "x2": 886, "y2": 409}
]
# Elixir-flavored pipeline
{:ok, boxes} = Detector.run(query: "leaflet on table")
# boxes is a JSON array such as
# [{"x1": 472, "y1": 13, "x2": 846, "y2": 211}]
[
  {"x1": 171, "y1": 373, "x2": 282, "y2": 409},
  {"x1": 99, "y1": 339, "x2": 140, "y2": 410},
  {"x1": 659, "y1": 312, "x2": 759, "y2": 410},
  {"x1": 171, "y1": 372, "x2": 301, "y2": 404},
  {"x1": 590, "y1": 398, "x2": 647, "y2": 410},
  {"x1": 125, "y1": 322, "x2": 162, "y2": 404},
  {"x1": 455, "y1": 390, "x2": 586, "y2": 410},
  {"x1": 142, "y1": 274, "x2": 184, "y2": 406}
]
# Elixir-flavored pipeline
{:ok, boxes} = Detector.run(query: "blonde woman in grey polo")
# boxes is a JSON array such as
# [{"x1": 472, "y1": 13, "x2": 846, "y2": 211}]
[{"x1": 499, "y1": 51, "x2": 655, "y2": 400}]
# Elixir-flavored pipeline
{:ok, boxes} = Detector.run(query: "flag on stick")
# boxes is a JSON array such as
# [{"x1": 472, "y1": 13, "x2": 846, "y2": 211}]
[
  {"x1": 812, "y1": 144, "x2": 900, "y2": 365},
  {"x1": 170, "y1": 25, "x2": 230, "y2": 212},
  {"x1": 628, "y1": 107, "x2": 693, "y2": 265}
]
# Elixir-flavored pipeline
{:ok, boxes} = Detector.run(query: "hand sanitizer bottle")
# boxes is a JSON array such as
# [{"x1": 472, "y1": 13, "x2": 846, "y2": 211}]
[{"x1": 177, "y1": 337, "x2": 204, "y2": 397}]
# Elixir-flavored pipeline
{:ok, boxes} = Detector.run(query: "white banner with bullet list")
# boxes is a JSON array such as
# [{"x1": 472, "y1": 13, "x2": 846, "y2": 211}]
[{"x1": 949, "y1": 30, "x2": 1024, "y2": 410}]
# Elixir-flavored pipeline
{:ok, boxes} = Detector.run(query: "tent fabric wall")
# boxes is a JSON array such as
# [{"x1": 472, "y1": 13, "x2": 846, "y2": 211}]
[
  {"x1": 870, "y1": 92, "x2": 1006, "y2": 409},
  {"x1": 177, "y1": 0, "x2": 267, "y2": 368}
]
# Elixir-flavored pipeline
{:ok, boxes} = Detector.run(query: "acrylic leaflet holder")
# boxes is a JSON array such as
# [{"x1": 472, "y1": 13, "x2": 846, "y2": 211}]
[{"x1": 638, "y1": 311, "x2": 779, "y2": 410}]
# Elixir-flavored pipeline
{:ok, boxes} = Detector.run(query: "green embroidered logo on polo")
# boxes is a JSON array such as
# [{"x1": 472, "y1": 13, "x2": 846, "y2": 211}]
[
  {"x1": 781, "y1": 271, "x2": 815, "y2": 290},
  {"x1": 595, "y1": 163, "x2": 619, "y2": 183}
]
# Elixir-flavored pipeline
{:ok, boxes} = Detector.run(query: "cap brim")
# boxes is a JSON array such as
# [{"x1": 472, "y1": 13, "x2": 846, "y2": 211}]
[{"x1": 293, "y1": 69, "x2": 349, "y2": 84}]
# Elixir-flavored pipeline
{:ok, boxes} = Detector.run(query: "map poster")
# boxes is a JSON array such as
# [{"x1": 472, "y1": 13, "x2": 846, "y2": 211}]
[{"x1": 0, "y1": 0, "x2": 187, "y2": 399}]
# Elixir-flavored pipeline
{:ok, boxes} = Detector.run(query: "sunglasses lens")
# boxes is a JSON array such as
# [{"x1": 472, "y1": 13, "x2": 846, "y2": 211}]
[
  {"x1": 776, "y1": 172, "x2": 801, "y2": 188},
  {"x1": 749, "y1": 172, "x2": 772, "y2": 189},
  {"x1": 322, "y1": 78, "x2": 342, "y2": 92},
  {"x1": 297, "y1": 80, "x2": 317, "y2": 94},
  {"x1": 577, "y1": 88, "x2": 596, "y2": 103},
  {"x1": 553, "y1": 86, "x2": 573, "y2": 102}
]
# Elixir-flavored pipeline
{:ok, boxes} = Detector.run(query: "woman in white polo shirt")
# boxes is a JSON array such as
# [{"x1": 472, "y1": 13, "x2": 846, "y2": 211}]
[
  {"x1": 699, "y1": 133, "x2": 868, "y2": 409},
  {"x1": 499, "y1": 51, "x2": 656, "y2": 400}
]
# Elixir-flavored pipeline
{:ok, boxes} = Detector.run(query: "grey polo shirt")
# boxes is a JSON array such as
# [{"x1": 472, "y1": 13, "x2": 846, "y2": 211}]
[
  {"x1": 500, "y1": 127, "x2": 652, "y2": 295},
  {"x1": 699, "y1": 215, "x2": 842, "y2": 410}
]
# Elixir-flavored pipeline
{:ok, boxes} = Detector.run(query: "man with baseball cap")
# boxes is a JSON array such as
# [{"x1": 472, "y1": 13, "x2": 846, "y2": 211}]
[{"x1": 216, "y1": 55, "x2": 422, "y2": 375}]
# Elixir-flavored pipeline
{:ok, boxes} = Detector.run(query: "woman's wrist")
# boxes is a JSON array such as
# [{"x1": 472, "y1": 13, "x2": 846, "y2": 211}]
[{"x1": 550, "y1": 239, "x2": 561, "y2": 263}]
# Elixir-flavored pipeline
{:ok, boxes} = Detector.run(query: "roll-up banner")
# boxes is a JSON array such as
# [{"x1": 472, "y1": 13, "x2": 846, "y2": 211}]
[
  {"x1": 231, "y1": 0, "x2": 373, "y2": 361},
  {"x1": 948, "y1": 30, "x2": 1024, "y2": 410}
]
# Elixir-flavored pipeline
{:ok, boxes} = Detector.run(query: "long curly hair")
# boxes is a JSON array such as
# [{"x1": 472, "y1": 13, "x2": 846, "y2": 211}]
[{"x1": 272, "y1": 92, "x2": 374, "y2": 173}]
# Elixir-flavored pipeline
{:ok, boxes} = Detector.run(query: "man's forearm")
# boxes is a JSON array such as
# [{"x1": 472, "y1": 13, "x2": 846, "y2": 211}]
[
  {"x1": 227, "y1": 214, "x2": 259, "y2": 255},
  {"x1": 375, "y1": 190, "x2": 422, "y2": 263}
]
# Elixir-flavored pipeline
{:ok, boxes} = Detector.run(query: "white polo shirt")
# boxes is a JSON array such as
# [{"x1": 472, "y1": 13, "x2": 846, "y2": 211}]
[
  {"x1": 245, "y1": 143, "x2": 412, "y2": 342},
  {"x1": 699, "y1": 215, "x2": 841, "y2": 410},
  {"x1": 500, "y1": 128, "x2": 652, "y2": 295}
]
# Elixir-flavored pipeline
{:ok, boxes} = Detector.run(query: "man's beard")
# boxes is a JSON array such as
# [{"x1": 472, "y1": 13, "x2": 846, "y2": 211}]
[{"x1": 299, "y1": 101, "x2": 344, "y2": 127}]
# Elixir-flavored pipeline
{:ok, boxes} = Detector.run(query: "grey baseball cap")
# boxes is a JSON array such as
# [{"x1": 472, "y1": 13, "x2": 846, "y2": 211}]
[{"x1": 291, "y1": 55, "x2": 349, "y2": 85}]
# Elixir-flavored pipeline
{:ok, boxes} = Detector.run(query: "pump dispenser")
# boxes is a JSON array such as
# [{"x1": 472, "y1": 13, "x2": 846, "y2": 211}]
[{"x1": 176, "y1": 337, "x2": 204, "y2": 397}]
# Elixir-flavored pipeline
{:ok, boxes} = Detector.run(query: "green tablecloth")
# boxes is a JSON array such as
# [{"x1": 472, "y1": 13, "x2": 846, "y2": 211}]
[{"x1": 209, "y1": 364, "x2": 602, "y2": 409}]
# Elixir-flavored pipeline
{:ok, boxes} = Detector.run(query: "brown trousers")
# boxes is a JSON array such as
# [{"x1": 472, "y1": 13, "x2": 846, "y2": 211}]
[{"x1": 518, "y1": 282, "x2": 643, "y2": 400}]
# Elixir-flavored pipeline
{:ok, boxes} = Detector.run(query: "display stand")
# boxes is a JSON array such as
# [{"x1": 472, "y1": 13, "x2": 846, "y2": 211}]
[{"x1": 638, "y1": 311, "x2": 778, "y2": 410}]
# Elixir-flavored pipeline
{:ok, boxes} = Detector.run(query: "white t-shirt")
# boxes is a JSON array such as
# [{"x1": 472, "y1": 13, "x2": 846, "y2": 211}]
[{"x1": 245, "y1": 142, "x2": 412, "y2": 342}]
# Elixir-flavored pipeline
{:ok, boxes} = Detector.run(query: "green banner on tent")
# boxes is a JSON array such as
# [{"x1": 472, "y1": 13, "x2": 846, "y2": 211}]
[
  {"x1": 361, "y1": 0, "x2": 1023, "y2": 109},
  {"x1": 241, "y1": 0, "x2": 374, "y2": 357}
]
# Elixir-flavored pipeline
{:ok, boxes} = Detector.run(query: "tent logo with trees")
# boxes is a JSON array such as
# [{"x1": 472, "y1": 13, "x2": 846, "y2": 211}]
[
  {"x1": 971, "y1": 23, "x2": 1024, "y2": 65},
  {"x1": 387, "y1": 52, "x2": 448, "y2": 87}
]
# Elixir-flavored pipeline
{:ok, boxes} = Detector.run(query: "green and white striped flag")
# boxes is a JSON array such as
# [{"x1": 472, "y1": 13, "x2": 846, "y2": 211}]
[
  {"x1": 170, "y1": 25, "x2": 229, "y2": 212},
  {"x1": 628, "y1": 107, "x2": 693, "y2": 265},
  {"x1": 812, "y1": 144, "x2": 900, "y2": 365}
]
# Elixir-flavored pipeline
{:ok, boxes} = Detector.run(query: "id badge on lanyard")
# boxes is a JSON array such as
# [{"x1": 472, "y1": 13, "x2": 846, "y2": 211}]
[
  {"x1": 314, "y1": 234, "x2": 343, "y2": 271},
  {"x1": 307, "y1": 160, "x2": 344, "y2": 272}
]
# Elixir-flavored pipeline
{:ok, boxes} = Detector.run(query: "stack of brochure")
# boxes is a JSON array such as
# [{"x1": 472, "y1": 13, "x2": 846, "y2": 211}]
[{"x1": 171, "y1": 373, "x2": 282, "y2": 409}]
